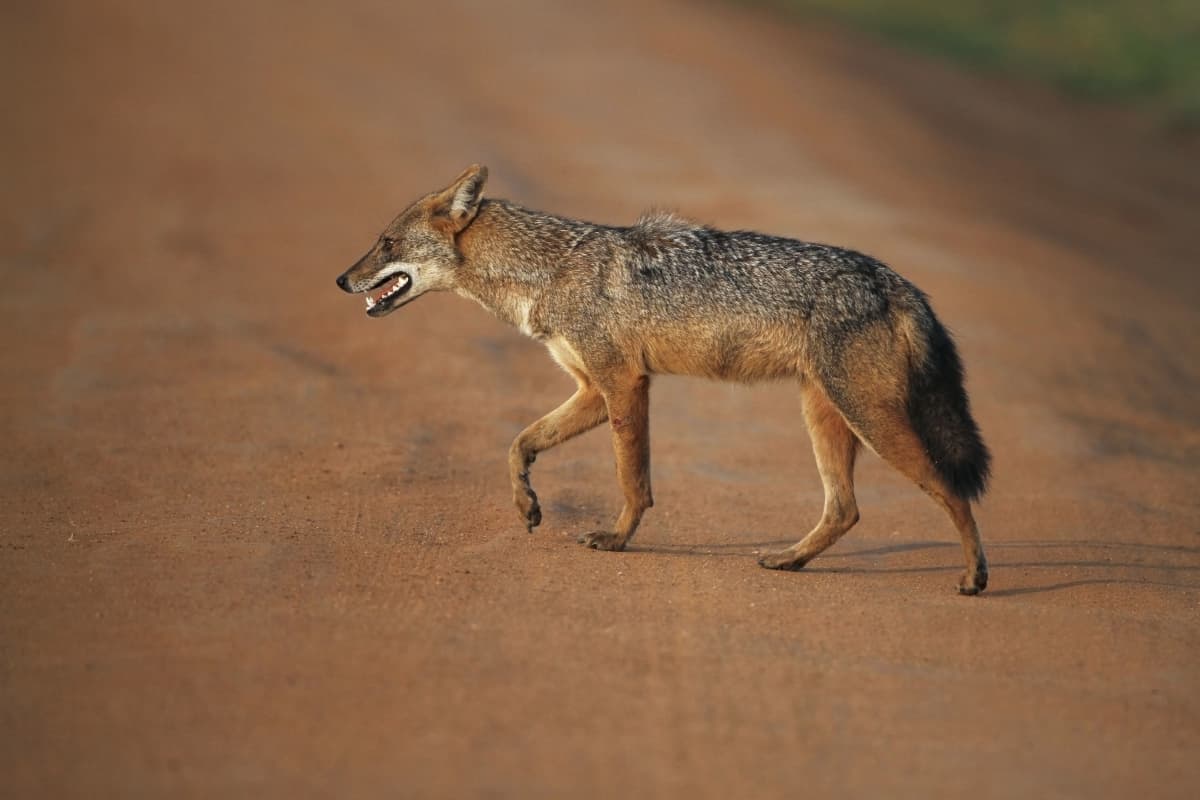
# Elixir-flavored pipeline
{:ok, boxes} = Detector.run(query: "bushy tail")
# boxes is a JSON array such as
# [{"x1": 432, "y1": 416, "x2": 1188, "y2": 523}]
[{"x1": 906, "y1": 312, "x2": 991, "y2": 502}]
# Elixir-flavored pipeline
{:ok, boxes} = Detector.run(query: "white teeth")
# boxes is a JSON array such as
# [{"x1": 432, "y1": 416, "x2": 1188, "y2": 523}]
[
  {"x1": 382, "y1": 275, "x2": 408, "y2": 298},
  {"x1": 362, "y1": 273, "x2": 409, "y2": 311}
]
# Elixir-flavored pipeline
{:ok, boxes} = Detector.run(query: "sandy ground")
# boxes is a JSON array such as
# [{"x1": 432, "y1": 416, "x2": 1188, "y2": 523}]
[{"x1": 2, "y1": 1, "x2": 1198, "y2": 797}]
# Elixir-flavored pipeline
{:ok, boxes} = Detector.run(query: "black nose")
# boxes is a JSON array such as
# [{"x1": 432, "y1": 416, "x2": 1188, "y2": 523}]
[{"x1": 336, "y1": 273, "x2": 350, "y2": 292}]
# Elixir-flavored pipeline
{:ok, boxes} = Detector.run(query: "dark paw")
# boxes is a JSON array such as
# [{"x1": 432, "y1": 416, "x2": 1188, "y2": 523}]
[
  {"x1": 514, "y1": 487, "x2": 541, "y2": 533},
  {"x1": 757, "y1": 550, "x2": 808, "y2": 571},
  {"x1": 957, "y1": 568, "x2": 988, "y2": 596},
  {"x1": 577, "y1": 531, "x2": 627, "y2": 551}
]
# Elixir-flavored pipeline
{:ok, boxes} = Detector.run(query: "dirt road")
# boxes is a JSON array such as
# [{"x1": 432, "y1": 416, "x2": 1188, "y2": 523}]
[{"x1": 2, "y1": 1, "x2": 1198, "y2": 796}]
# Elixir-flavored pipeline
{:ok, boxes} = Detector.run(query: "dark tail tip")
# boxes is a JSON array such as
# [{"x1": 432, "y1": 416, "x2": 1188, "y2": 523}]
[{"x1": 907, "y1": 318, "x2": 990, "y2": 502}]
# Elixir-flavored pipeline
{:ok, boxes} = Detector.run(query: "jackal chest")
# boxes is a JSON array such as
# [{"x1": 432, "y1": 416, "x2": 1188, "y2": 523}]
[
  {"x1": 544, "y1": 337, "x2": 589, "y2": 380},
  {"x1": 494, "y1": 296, "x2": 547, "y2": 339}
]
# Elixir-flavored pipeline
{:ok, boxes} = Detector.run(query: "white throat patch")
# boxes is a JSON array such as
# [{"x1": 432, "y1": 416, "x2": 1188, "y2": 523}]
[{"x1": 513, "y1": 297, "x2": 535, "y2": 336}]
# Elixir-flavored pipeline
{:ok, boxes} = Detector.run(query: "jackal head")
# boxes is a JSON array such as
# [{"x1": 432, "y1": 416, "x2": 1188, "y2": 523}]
[{"x1": 335, "y1": 164, "x2": 488, "y2": 317}]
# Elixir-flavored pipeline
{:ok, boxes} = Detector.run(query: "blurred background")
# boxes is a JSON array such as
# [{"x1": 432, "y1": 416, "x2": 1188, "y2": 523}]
[
  {"x1": 764, "y1": 0, "x2": 1200, "y2": 127},
  {"x1": 2, "y1": 1, "x2": 1197, "y2": 797}
]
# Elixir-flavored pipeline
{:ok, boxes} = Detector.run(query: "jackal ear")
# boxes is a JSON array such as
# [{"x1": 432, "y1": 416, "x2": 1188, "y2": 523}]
[{"x1": 433, "y1": 164, "x2": 488, "y2": 233}]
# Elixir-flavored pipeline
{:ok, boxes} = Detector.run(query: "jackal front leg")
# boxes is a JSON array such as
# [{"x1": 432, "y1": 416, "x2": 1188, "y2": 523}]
[
  {"x1": 578, "y1": 374, "x2": 653, "y2": 552},
  {"x1": 509, "y1": 385, "x2": 608, "y2": 532}
]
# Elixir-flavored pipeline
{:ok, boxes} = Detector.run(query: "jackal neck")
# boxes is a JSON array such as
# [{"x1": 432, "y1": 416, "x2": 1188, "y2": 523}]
[{"x1": 453, "y1": 199, "x2": 600, "y2": 332}]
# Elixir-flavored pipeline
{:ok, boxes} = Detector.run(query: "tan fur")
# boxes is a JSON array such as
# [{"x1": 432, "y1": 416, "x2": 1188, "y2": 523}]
[
  {"x1": 759, "y1": 380, "x2": 861, "y2": 569},
  {"x1": 336, "y1": 166, "x2": 991, "y2": 594}
]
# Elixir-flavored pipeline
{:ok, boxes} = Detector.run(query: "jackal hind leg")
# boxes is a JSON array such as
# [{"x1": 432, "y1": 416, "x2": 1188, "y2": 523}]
[
  {"x1": 509, "y1": 384, "x2": 608, "y2": 532},
  {"x1": 760, "y1": 381, "x2": 861, "y2": 571},
  {"x1": 845, "y1": 403, "x2": 988, "y2": 595},
  {"x1": 578, "y1": 373, "x2": 652, "y2": 552}
]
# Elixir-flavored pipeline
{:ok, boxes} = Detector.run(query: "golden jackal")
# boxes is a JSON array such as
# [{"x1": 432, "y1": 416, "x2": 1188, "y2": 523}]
[{"x1": 336, "y1": 165, "x2": 991, "y2": 594}]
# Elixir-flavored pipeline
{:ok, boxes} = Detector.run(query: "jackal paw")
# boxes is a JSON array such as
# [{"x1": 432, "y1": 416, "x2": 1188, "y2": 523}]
[
  {"x1": 957, "y1": 568, "x2": 988, "y2": 596},
  {"x1": 577, "y1": 531, "x2": 627, "y2": 551},
  {"x1": 513, "y1": 487, "x2": 541, "y2": 533},
  {"x1": 757, "y1": 549, "x2": 808, "y2": 571}
]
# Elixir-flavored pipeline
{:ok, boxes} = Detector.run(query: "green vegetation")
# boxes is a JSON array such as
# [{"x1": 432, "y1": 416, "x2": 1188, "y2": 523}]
[{"x1": 760, "y1": 0, "x2": 1200, "y2": 127}]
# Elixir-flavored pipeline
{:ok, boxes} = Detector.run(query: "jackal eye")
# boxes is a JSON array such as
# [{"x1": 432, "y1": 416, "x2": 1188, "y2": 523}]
[{"x1": 380, "y1": 236, "x2": 397, "y2": 250}]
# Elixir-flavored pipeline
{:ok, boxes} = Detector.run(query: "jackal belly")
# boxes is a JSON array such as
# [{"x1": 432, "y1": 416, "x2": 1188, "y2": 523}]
[{"x1": 639, "y1": 320, "x2": 806, "y2": 382}]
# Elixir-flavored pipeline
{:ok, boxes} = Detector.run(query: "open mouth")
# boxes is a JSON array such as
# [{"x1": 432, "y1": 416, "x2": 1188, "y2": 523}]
[{"x1": 363, "y1": 271, "x2": 412, "y2": 316}]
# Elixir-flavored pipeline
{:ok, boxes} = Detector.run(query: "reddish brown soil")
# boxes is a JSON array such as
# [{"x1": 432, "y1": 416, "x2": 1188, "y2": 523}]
[{"x1": 2, "y1": 1, "x2": 1198, "y2": 797}]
